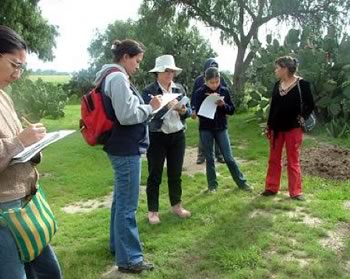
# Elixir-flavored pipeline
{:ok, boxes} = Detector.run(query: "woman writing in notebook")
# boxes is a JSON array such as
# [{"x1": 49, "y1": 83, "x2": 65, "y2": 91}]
[
  {"x1": 0, "y1": 25, "x2": 62, "y2": 279},
  {"x1": 142, "y1": 55, "x2": 192, "y2": 225}
]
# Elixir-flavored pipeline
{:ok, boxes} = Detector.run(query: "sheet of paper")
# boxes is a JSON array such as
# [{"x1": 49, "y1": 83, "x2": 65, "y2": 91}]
[
  {"x1": 11, "y1": 130, "x2": 76, "y2": 165},
  {"x1": 197, "y1": 95, "x2": 224, "y2": 119},
  {"x1": 152, "y1": 93, "x2": 181, "y2": 114},
  {"x1": 161, "y1": 96, "x2": 190, "y2": 119}
]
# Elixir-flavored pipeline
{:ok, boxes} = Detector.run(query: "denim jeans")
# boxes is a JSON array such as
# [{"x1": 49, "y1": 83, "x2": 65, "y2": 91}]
[
  {"x1": 200, "y1": 129, "x2": 247, "y2": 189},
  {"x1": 146, "y1": 131, "x2": 185, "y2": 211},
  {"x1": 108, "y1": 154, "x2": 144, "y2": 268},
  {"x1": 197, "y1": 138, "x2": 223, "y2": 160},
  {"x1": 0, "y1": 199, "x2": 62, "y2": 279}
]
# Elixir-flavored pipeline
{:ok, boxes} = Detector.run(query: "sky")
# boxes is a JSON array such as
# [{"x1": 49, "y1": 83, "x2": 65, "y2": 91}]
[{"x1": 26, "y1": 0, "x2": 239, "y2": 73}]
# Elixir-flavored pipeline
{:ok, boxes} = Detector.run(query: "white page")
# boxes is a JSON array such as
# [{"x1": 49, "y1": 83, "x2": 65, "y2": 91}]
[
  {"x1": 152, "y1": 93, "x2": 181, "y2": 114},
  {"x1": 197, "y1": 95, "x2": 224, "y2": 119},
  {"x1": 11, "y1": 130, "x2": 75, "y2": 165},
  {"x1": 161, "y1": 96, "x2": 190, "y2": 119}
]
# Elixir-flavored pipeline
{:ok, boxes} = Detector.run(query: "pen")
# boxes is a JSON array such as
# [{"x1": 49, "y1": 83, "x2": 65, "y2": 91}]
[{"x1": 21, "y1": 116, "x2": 33, "y2": 126}]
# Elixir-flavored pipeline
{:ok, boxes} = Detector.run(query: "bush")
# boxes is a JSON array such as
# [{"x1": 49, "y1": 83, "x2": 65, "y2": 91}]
[{"x1": 9, "y1": 78, "x2": 68, "y2": 121}]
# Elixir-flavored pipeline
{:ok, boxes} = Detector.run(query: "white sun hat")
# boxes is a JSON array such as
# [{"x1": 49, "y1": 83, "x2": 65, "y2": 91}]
[{"x1": 149, "y1": 54, "x2": 182, "y2": 76}]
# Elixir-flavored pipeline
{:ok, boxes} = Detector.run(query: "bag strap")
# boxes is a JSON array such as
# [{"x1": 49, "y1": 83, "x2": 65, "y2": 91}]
[{"x1": 296, "y1": 78, "x2": 304, "y2": 115}]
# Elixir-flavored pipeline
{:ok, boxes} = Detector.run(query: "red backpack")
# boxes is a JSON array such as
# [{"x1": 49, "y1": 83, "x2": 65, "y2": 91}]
[{"x1": 79, "y1": 68, "x2": 120, "y2": 145}]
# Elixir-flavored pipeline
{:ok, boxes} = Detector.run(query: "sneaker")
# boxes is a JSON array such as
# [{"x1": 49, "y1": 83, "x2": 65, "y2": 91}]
[
  {"x1": 261, "y1": 190, "x2": 277, "y2": 196},
  {"x1": 118, "y1": 261, "x2": 154, "y2": 274},
  {"x1": 171, "y1": 203, "x2": 191, "y2": 218},
  {"x1": 291, "y1": 195, "x2": 305, "y2": 201},
  {"x1": 204, "y1": 188, "x2": 217, "y2": 194},
  {"x1": 239, "y1": 184, "x2": 254, "y2": 192},
  {"x1": 216, "y1": 157, "x2": 225, "y2": 164},
  {"x1": 148, "y1": 211, "x2": 160, "y2": 225},
  {"x1": 196, "y1": 158, "x2": 205, "y2": 164}
]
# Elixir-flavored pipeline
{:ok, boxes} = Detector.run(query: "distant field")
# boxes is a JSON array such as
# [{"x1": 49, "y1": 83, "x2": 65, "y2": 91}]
[{"x1": 29, "y1": 74, "x2": 71, "y2": 84}]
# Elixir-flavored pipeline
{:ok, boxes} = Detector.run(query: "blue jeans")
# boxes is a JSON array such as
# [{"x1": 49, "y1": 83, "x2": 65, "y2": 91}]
[
  {"x1": 108, "y1": 154, "x2": 144, "y2": 268},
  {"x1": 0, "y1": 199, "x2": 62, "y2": 279},
  {"x1": 200, "y1": 129, "x2": 247, "y2": 189}
]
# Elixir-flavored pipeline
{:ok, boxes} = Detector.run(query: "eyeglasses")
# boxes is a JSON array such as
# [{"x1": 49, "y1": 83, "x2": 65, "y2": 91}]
[{"x1": 0, "y1": 53, "x2": 25, "y2": 73}]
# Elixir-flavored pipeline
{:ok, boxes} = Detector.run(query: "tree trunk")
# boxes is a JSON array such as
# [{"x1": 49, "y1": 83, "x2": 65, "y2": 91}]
[{"x1": 233, "y1": 46, "x2": 247, "y2": 108}]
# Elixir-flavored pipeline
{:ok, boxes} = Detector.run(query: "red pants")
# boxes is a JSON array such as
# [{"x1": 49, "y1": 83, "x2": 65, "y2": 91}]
[{"x1": 265, "y1": 128, "x2": 303, "y2": 197}]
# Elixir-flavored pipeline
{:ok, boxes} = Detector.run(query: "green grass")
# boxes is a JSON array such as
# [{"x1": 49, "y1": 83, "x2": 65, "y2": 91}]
[
  {"x1": 29, "y1": 74, "x2": 71, "y2": 84},
  {"x1": 38, "y1": 105, "x2": 350, "y2": 279}
]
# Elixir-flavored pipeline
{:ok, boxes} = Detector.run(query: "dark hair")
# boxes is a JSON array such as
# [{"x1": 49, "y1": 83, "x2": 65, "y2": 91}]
[
  {"x1": 0, "y1": 25, "x2": 27, "y2": 54},
  {"x1": 274, "y1": 56, "x2": 298, "y2": 75},
  {"x1": 111, "y1": 39, "x2": 145, "y2": 63},
  {"x1": 205, "y1": 67, "x2": 220, "y2": 81}
]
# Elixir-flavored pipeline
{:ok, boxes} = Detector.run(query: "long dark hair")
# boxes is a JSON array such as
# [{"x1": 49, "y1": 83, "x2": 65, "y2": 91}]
[
  {"x1": 0, "y1": 25, "x2": 27, "y2": 54},
  {"x1": 111, "y1": 39, "x2": 145, "y2": 63}
]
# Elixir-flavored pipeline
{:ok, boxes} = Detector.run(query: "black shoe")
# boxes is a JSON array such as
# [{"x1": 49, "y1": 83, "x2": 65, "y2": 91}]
[
  {"x1": 260, "y1": 190, "x2": 277, "y2": 196},
  {"x1": 239, "y1": 184, "x2": 253, "y2": 192},
  {"x1": 196, "y1": 158, "x2": 205, "y2": 164},
  {"x1": 118, "y1": 261, "x2": 154, "y2": 274},
  {"x1": 216, "y1": 157, "x2": 225, "y2": 163},
  {"x1": 291, "y1": 195, "x2": 305, "y2": 201}
]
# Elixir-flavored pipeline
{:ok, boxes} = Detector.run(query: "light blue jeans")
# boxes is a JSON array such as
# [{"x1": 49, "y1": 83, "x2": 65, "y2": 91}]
[
  {"x1": 108, "y1": 154, "x2": 144, "y2": 268},
  {"x1": 200, "y1": 129, "x2": 247, "y2": 190},
  {"x1": 0, "y1": 199, "x2": 62, "y2": 279}
]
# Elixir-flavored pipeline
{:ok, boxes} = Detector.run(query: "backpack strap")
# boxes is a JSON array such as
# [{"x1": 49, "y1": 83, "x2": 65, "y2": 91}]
[{"x1": 98, "y1": 67, "x2": 121, "y2": 122}]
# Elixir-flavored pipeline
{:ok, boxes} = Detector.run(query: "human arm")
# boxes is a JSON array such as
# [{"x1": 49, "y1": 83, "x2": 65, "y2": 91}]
[
  {"x1": 106, "y1": 73, "x2": 155, "y2": 125},
  {"x1": 216, "y1": 88, "x2": 235, "y2": 115},
  {"x1": 300, "y1": 80, "x2": 315, "y2": 118},
  {"x1": 0, "y1": 124, "x2": 46, "y2": 172}
]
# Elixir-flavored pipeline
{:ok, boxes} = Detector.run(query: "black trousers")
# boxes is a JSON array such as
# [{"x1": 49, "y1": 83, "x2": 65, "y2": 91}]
[{"x1": 146, "y1": 130, "x2": 185, "y2": 211}]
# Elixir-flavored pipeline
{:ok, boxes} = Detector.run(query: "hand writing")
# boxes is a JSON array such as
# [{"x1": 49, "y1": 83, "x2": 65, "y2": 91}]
[
  {"x1": 150, "y1": 95, "x2": 162, "y2": 110},
  {"x1": 18, "y1": 122, "x2": 47, "y2": 147}
]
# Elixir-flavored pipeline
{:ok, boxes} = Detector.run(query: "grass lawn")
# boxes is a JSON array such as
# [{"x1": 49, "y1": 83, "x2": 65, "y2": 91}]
[
  {"x1": 28, "y1": 74, "x2": 71, "y2": 84},
  {"x1": 38, "y1": 105, "x2": 350, "y2": 279}
]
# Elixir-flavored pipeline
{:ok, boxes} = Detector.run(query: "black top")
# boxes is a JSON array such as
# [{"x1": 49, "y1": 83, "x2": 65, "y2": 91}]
[
  {"x1": 193, "y1": 84, "x2": 235, "y2": 130},
  {"x1": 267, "y1": 79, "x2": 315, "y2": 132}
]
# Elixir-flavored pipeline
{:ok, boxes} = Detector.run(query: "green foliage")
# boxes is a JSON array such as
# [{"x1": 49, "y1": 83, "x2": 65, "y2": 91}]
[
  {"x1": 66, "y1": 15, "x2": 215, "y2": 96},
  {"x1": 63, "y1": 69, "x2": 96, "y2": 97},
  {"x1": 9, "y1": 77, "x2": 68, "y2": 121},
  {"x1": 248, "y1": 27, "x2": 350, "y2": 137},
  {"x1": 325, "y1": 118, "x2": 350, "y2": 138},
  {"x1": 0, "y1": 0, "x2": 58, "y2": 60},
  {"x1": 143, "y1": 0, "x2": 350, "y2": 106}
]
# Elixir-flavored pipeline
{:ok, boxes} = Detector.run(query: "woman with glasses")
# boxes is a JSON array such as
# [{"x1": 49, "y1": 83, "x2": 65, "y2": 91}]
[{"x1": 0, "y1": 25, "x2": 62, "y2": 279}]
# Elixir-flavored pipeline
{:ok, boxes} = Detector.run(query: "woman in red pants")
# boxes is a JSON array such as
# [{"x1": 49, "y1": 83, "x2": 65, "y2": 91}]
[{"x1": 262, "y1": 56, "x2": 314, "y2": 201}]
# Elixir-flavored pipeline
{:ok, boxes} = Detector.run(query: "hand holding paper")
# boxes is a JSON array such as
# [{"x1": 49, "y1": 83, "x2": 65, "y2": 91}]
[
  {"x1": 11, "y1": 130, "x2": 76, "y2": 165},
  {"x1": 197, "y1": 94, "x2": 224, "y2": 119},
  {"x1": 152, "y1": 93, "x2": 181, "y2": 114}
]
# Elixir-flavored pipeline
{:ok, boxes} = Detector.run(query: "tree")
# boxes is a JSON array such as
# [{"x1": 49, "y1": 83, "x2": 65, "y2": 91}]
[
  {"x1": 0, "y1": 0, "x2": 58, "y2": 60},
  {"x1": 142, "y1": 0, "x2": 350, "y2": 104},
  {"x1": 248, "y1": 28, "x2": 350, "y2": 137},
  {"x1": 67, "y1": 16, "x2": 215, "y2": 96}
]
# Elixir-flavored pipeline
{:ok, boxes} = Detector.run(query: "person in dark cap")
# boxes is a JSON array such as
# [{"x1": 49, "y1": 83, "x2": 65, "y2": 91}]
[{"x1": 191, "y1": 58, "x2": 227, "y2": 164}]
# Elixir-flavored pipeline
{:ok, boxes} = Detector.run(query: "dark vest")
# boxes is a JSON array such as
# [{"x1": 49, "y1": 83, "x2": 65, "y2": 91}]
[{"x1": 103, "y1": 84, "x2": 149, "y2": 156}]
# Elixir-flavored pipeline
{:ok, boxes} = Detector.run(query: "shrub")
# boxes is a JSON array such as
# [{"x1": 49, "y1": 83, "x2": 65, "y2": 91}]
[{"x1": 9, "y1": 78, "x2": 68, "y2": 121}]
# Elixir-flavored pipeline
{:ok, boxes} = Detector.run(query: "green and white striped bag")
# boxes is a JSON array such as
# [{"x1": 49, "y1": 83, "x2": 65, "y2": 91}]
[{"x1": 0, "y1": 185, "x2": 57, "y2": 262}]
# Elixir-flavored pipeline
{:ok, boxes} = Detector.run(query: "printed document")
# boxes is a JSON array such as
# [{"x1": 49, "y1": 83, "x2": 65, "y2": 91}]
[
  {"x1": 197, "y1": 95, "x2": 224, "y2": 119},
  {"x1": 11, "y1": 130, "x2": 75, "y2": 165},
  {"x1": 161, "y1": 96, "x2": 190, "y2": 119},
  {"x1": 152, "y1": 93, "x2": 181, "y2": 114}
]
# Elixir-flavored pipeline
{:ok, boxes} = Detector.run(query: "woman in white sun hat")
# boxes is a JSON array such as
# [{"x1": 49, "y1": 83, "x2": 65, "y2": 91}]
[{"x1": 142, "y1": 55, "x2": 192, "y2": 225}]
